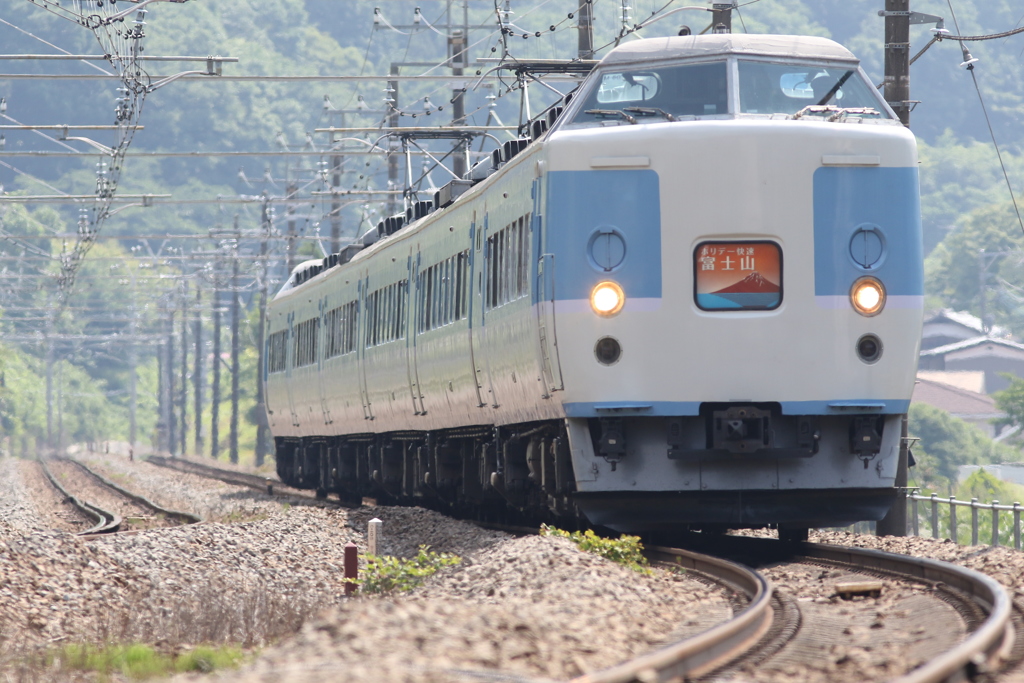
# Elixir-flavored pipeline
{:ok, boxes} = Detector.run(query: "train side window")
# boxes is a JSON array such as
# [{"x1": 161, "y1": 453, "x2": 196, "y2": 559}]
[
  {"x1": 267, "y1": 330, "x2": 288, "y2": 373},
  {"x1": 293, "y1": 318, "x2": 319, "y2": 367},
  {"x1": 324, "y1": 301, "x2": 358, "y2": 357}
]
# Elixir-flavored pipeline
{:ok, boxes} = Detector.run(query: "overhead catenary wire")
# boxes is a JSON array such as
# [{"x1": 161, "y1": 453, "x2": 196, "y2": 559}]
[{"x1": 944, "y1": 0, "x2": 1024, "y2": 238}]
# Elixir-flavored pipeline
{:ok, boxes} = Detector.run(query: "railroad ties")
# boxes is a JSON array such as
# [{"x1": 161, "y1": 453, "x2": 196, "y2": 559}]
[{"x1": 37, "y1": 456, "x2": 201, "y2": 536}]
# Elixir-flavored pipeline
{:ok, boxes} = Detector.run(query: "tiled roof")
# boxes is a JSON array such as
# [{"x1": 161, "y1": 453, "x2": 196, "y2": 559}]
[
  {"x1": 912, "y1": 377, "x2": 1004, "y2": 419},
  {"x1": 920, "y1": 336, "x2": 1024, "y2": 357}
]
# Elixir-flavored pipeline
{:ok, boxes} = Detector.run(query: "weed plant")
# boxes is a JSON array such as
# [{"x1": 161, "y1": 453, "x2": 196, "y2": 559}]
[
  {"x1": 360, "y1": 546, "x2": 461, "y2": 594},
  {"x1": 540, "y1": 525, "x2": 650, "y2": 573}
]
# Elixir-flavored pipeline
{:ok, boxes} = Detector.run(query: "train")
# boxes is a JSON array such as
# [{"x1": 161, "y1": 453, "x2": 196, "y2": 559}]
[{"x1": 264, "y1": 33, "x2": 923, "y2": 536}]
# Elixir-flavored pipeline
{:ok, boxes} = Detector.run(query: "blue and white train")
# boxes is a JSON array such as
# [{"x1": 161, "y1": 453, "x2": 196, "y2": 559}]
[{"x1": 265, "y1": 34, "x2": 923, "y2": 534}]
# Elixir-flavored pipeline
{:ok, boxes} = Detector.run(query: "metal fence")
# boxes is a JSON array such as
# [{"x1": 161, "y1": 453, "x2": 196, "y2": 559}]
[{"x1": 908, "y1": 493, "x2": 1024, "y2": 549}]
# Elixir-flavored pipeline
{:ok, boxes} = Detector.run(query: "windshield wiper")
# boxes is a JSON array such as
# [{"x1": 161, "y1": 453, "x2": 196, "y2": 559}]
[
  {"x1": 584, "y1": 109, "x2": 638, "y2": 124},
  {"x1": 816, "y1": 70, "x2": 855, "y2": 106},
  {"x1": 622, "y1": 106, "x2": 677, "y2": 122}
]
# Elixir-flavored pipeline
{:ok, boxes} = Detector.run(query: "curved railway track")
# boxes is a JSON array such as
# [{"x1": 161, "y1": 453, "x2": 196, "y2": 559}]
[
  {"x1": 38, "y1": 457, "x2": 122, "y2": 535},
  {"x1": 128, "y1": 456, "x2": 1019, "y2": 682},
  {"x1": 38, "y1": 457, "x2": 201, "y2": 535}
]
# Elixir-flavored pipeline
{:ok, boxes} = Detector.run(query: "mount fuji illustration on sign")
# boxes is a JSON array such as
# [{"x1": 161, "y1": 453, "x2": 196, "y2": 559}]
[{"x1": 695, "y1": 242, "x2": 782, "y2": 310}]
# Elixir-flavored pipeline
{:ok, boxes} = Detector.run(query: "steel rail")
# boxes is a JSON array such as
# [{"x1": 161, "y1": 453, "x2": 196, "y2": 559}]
[
  {"x1": 571, "y1": 545, "x2": 773, "y2": 683},
  {"x1": 65, "y1": 458, "x2": 202, "y2": 525},
  {"x1": 37, "y1": 457, "x2": 121, "y2": 535},
  {"x1": 146, "y1": 455, "x2": 281, "y2": 494},
  {"x1": 800, "y1": 542, "x2": 1014, "y2": 683}
]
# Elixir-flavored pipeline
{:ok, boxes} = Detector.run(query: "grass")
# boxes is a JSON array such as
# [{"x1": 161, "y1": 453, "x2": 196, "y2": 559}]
[
  {"x1": 360, "y1": 546, "x2": 461, "y2": 594},
  {"x1": 540, "y1": 525, "x2": 650, "y2": 573},
  {"x1": 49, "y1": 643, "x2": 246, "y2": 680}
]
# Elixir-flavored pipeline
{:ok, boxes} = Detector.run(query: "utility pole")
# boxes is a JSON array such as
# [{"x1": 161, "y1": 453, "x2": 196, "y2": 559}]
[
  {"x1": 230, "y1": 228, "x2": 241, "y2": 465},
  {"x1": 330, "y1": 125, "x2": 343, "y2": 254},
  {"x1": 255, "y1": 200, "x2": 272, "y2": 466},
  {"x1": 286, "y1": 182, "x2": 299, "y2": 273},
  {"x1": 883, "y1": 0, "x2": 911, "y2": 127},
  {"x1": 577, "y1": 0, "x2": 594, "y2": 59},
  {"x1": 876, "y1": 0, "x2": 912, "y2": 537},
  {"x1": 211, "y1": 271, "x2": 222, "y2": 459},
  {"x1": 711, "y1": 2, "x2": 734, "y2": 32},
  {"x1": 44, "y1": 318, "x2": 54, "y2": 453},
  {"x1": 179, "y1": 279, "x2": 189, "y2": 456},
  {"x1": 450, "y1": 27, "x2": 468, "y2": 178},
  {"x1": 193, "y1": 283, "x2": 203, "y2": 456},
  {"x1": 167, "y1": 308, "x2": 177, "y2": 456},
  {"x1": 129, "y1": 340, "x2": 138, "y2": 448},
  {"x1": 387, "y1": 63, "x2": 401, "y2": 216}
]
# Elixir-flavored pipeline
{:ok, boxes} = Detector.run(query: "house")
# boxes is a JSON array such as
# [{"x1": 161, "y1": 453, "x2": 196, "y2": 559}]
[
  {"x1": 918, "y1": 337, "x2": 1024, "y2": 394},
  {"x1": 912, "y1": 377, "x2": 1006, "y2": 438},
  {"x1": 921, "y1": 309, "x2": 1007, "y2": 351}
]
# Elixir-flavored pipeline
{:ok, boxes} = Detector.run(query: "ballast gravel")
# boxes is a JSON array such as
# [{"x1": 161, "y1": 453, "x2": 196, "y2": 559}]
[
  {"x1": 0, "y1": 452, "x2": 730, "y2": 683},
  {"x1": 9, "y1": 451, "x2": 1024, "y2": 683},
  {"x1": 196, "y1": 534, "x2": 731, "y2": 683}
]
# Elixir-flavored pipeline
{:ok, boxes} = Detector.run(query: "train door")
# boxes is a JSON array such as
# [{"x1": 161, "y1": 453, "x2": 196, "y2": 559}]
[
  {"x1": 263, "y1": 330, "x2": 277, "y2": 430},
  {"x1": 357, "y1": 274, "x2": 374, "y2": 421},
  {"x1": 465, "y1": 220, "x2": 486, "y2": 408},
  {"x1": 473, "y1": 213, "x2": 499, "y2": 408},
  {"x1": 316, "y1": 296, "x2": 332, "y2": 426},
  {"x1": 533, "y1": 178, "x2": 563, "y2": 394},
  {"x1": 285, "y1": 311, "x2": 300, "y2": 426},
  {"x1": 407, "y1": 249, "x2": 426, "y2": 415}
]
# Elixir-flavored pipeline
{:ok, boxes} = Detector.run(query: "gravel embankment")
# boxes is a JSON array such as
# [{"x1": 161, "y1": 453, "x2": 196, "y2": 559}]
[
  {"x1": 11, "y1": 451, "x2": 1024, "y2": 683},
  {"x1": 2, "y1": 453, "x2": 733, "y2": 683},
  {"x1": 175, "y1": 534, "x2": 730, "y2": 683}
]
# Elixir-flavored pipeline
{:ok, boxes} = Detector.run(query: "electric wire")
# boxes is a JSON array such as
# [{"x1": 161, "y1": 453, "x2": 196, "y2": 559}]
[{"x1": 945, "y1": 0, "x2": 1024, "y2": 238}]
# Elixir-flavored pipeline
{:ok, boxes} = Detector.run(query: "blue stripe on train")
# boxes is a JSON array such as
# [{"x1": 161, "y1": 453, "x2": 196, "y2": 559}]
[
  {"x1": 813, "y1": 166, "x2": 923, "y2": 297},
  {"x1": 563, "y1": 400, "x2": 911, "y2": 417},
  {"x1": 545, "y1": 170, "x2": 663, "y2": 302}
]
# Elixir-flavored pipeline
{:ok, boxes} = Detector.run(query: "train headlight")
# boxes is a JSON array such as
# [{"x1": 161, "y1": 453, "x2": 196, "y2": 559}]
[
  {"x1": 850, "y1": 277, "x2": 885, "y2": 316},
  {"x1": 591, "y1": 281, "x2": 625, "y2": 316}
]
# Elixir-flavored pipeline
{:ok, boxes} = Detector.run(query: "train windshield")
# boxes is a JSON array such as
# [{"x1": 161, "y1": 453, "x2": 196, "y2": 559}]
[
  {"x1": 737, "y1": 61, "x2": 890, "y2": 118},
  {"x1": 567, "y1": 61, "x2": 728, "y2": 127}
]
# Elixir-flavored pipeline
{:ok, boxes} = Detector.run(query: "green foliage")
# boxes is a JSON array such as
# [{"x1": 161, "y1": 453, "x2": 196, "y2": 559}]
[
  {"x1": 540, "y1": 525, "x2": 649, "y2": 573},
  {"x1": 924, "y1": 200, "x2": 1024, "y2": 327},
  {"x1": 909, "y1": 403, "x2": 1016, "y2": 493},
  {"x1": 993, "y1": 374, "x2": 1024, "y2": 431},
  {"x1": 914, "y1": 470, "x2": 1024, "y2": 545},
  {"x1": 359, "y1": 546, "x2": 461, "y2": 594},
  {"x1": 53, "y1": 642, "x2": 245, "y2": 679}
]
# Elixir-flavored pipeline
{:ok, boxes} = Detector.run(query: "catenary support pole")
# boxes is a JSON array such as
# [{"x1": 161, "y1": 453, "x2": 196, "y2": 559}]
[
  {"x1": 255, "y1": 201, "x2": 271, "y2": 467},
  {"x1": 577, "y1": 0, "x2": 594, "y2": 59},
  {"x1": 179, "y1": 280, "x2": 189, "y2": 456},
  {"x1": 193, "y1": 284, "x2": 203, "y2": 456},
  {"x1": 168, "y1": 309, "x2": 177, "y2": 456},
  {"x1": 230, "y1": 234, "x2": 241, "y2": 465},
  {"x1": 883, "y1": 0, "x2": 911, "y2": 126},
  {"x1": 387, "y1": 63, "x2": 401, "y2": 216},
  {"x1": 211, "y1": 275, "x2": 222, "y2": 459},
  {"x1": 877, "y1": 415, "x2": 909, "y2": 536}
]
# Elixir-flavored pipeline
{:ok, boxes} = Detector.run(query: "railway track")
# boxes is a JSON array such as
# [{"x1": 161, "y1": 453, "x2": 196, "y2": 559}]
[
  {"x1": 39, "y1": 457, "x2": 201, "y2": 535},
  {"x1": 121, "y1": 456, "x2": 1019, "y2": 682},
  {"x1": 146, "y1": 455, "x2": 284, "y2": 495},
  {"x1": 38, "y1": 457, "x2": 122, "y2": 535}
]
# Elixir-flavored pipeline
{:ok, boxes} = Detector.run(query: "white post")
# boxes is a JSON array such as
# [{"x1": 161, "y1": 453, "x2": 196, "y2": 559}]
[{"x1": 368, "y1": 517, "x2": 382, "y2": 556}]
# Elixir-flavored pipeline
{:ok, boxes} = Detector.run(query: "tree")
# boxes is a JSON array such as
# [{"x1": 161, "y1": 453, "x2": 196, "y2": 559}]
[
  {"x1": 993, "y1": 374, "x2": 1024, "y2": 433},
  {"x1": 908, "y1": 402, "x2": 1015, "y2": 493}
]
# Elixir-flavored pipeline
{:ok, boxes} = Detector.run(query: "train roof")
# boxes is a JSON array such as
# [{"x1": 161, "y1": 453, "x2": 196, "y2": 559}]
[{"x1": 601, "y1": 34, "x2": 857, "y2": 66}]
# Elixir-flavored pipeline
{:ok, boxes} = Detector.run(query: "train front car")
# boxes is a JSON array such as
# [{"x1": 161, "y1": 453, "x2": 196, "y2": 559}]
[{"x1": 544, "y1": 35, "x2": 923, "y2": 532}]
